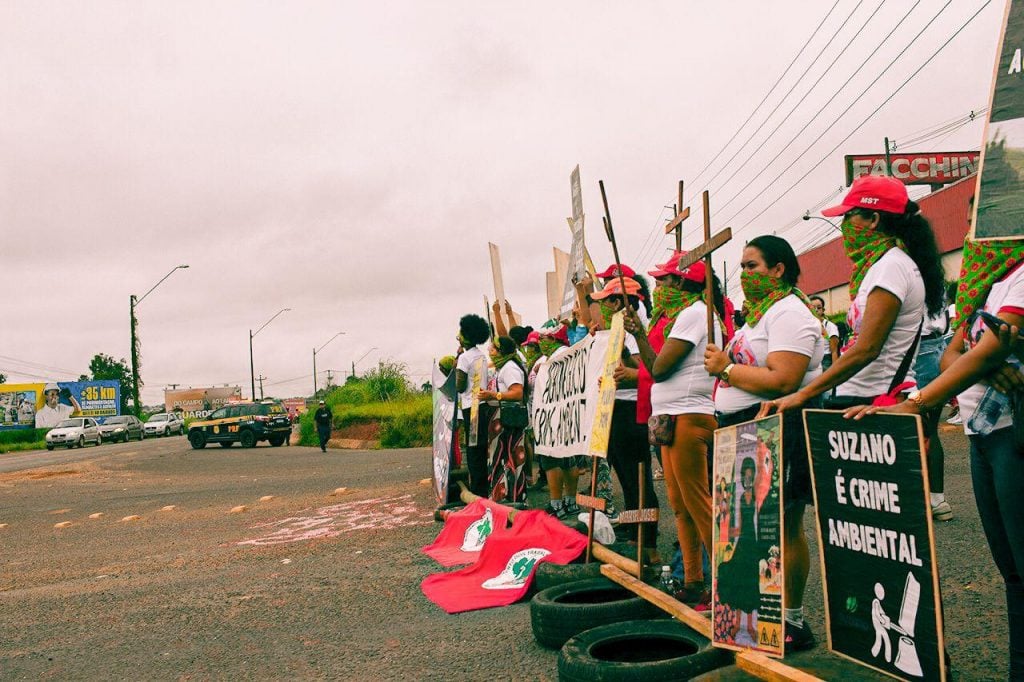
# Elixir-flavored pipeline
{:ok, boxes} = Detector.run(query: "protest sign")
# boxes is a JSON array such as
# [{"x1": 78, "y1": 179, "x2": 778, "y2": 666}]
[
  {"x1": 711, "y1": 414, "x2": 785, "y2": 657},
  {"x1": 545, "y1": 271, "x2": 560, "y2": 321},
  {"x1": 805, "y1": 410, "x2": 944, "y2": 681},
  {"x1": 973, "y1": 1, "x2": 1024, "y2": 240},
  {"x1": 587, "y1": 311, "x2": 625, "y2": 458},
  {"x1": 531, "y1": 331, "x2": 612, "y2": 459},
  {"x1": 553, "y1": 247, "x2": 570, "y2": 321},
  {"x1": 467, "y1": 357, "x2": 485, "y2": 448},
  {"x1": 559, "y1": 165, "x2": 588, "y2": 320},
  {"x1": 431, "y1": 361, "x2": 458, "y2": 505}
]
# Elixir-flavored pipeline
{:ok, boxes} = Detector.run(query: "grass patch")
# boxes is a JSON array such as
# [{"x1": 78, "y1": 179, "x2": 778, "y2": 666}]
[
  {"x1": 0, "y1": 428, "x2": 49, "y2": 453},
  {"x1": 0, "y1": 440, "x2": 47, "y2": 454}
]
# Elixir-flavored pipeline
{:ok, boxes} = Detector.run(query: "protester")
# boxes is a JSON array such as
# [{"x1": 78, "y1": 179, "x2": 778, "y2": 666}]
[
  {"x1": 703, "y1": 235, "x2": 825, "y2": 651},
  {"x1": 768, "y1": 175, "x2": 945, "y2": 413},
  {"x1": 313, "y1": 399, "x2": 332, "y2": 452},
  {"x1": 623, "y1": 258, "x2": 729, "y2": 611},
  {"x1": 455, "y1": 313, "x2": 493, "y2": 497},
  {"x1": 476, "y1": 336, "x2": 528, "y2": 503},
  {"x1": 808, "y1": 296, "x2": 839, "y2": 370},
  {"x1": 529, "y1": 325, "x2": 584, "y2": 518},
  {"x1": 588, "y1": 276, "x2": 653, "y2": 540},
  {"x1": 843, "y1": 237, "x2": 1024, "y2": 680}
]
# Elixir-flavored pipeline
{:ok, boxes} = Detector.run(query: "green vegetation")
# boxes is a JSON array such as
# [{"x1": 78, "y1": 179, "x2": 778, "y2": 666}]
[
  {"x1": 0, "y1": 428, "x2": 49, "y2": 454},
  {"x1": 299, "y1": 361, "x2": 432, "y2": 449}
]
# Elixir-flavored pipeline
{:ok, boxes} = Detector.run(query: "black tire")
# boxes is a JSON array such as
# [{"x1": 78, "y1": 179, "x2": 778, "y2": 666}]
[
  {"x1": 239, "y1": 430, "x2": 257, "y2": 448},
  {"x1": 163, "y1": 427, "x2": 169, "y2": 437},
  {"x1": 534, "y1": 562, "x2": 605, "y2": 592},
  {"x1": 96, "y1": 434, "x2": 102, "y2": 446},
  {"x1": 139, "y1": 431, "x2": 145, "y2": 441},
  {"x1": 557, "y1": 619, "x2": 731, "y2": 682},
  {"x1": 188, "y1": 431, "x2": 207, "y2": 450},
  {"x1": 46, "y1": 444, "x2": 54, "y2": 451},
  {"x1": 220, "y1": 442, "x2": 234, "y2": 448},
  {"x1": 531, "y1": 578, "x2": 666, "y2": 650},
  {"x1": 77, "y1": 436, "x2": 85, "y2": 449},
  {"x1": 268, "y1": 435, "x2": 285, "y2": 447}
]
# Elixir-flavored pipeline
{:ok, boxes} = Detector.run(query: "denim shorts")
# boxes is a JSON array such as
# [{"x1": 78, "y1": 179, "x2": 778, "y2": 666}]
[{"x1": 914, "y1": 336, "x2": 948, "y2": 388}]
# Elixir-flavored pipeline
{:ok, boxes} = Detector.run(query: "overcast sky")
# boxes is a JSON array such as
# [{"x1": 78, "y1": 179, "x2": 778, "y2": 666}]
[{"x1": 0, "y1": 1, "x2": 1005, "y2": 404}]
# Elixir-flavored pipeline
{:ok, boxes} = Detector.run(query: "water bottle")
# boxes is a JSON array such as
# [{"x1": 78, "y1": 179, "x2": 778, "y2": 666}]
[
  {"x1": 659, "y1": 565, "x2": 680, "y2": 594},
  {"x1": 967, "y1": 387, "x2": 1010, "y2": 436}
]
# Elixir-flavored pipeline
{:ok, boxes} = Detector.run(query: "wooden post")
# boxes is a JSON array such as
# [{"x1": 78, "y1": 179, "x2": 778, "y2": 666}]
[
  {"x1": 702, "y1": 191, "x2": 715, "y2": 342},
  {"x1": 577, "y1": 456, "x2": 608, "y2": 563},
  {"x1": 598, "y1": 181, "x2": 631, "y2": 311}
]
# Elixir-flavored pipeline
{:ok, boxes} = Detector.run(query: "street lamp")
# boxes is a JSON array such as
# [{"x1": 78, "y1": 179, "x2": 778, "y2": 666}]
[
  {"x1": 130, "y1": 265, "x2": 189, "y2": 417},
  {"x1": 351, "y1": 347, "x2": 378, "y2": 379},
  {"x1": 313, "y1": 331, "x2": 346, "y2": 397},
  {"x1": 249, "y1": 308, "x2": 291, "y2": 401},
  {"x1": 802, "y1": 213, "x2": 842, "y2": 232}
]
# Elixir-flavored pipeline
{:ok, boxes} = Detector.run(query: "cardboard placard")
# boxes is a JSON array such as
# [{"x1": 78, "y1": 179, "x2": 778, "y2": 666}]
[
  {"x1": 545, "y1": 271, "x2": 560, "y2": 321},
  {"x1": 587, "y1": 310, "x2": 625, "y2": 458},
  {"x1": 468, "y1": 357, "x2": 485, "y2": 447},
  {"x1": 712, "y1": 414, "x2": 785, "y2": 658},
  {"x1": 973, "y1": 0, "x2": 1024, "y2": 240},
  {"x1": 805, "y1": 410, "x2": 944, "y2": 681},
  {"x1": 553, "y1": 247, "x2": 571, "y2": 321},
  {"x1": 487, "y1": 243, "x2": 521, "y2": 327},
  {"x1": 559, "y1": 219, "x2": 586, "y2": 320}
]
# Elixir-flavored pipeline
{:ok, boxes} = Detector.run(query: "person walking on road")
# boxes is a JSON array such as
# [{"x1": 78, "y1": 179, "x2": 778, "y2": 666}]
[{"x1": 314, "y1": 400, "x2": 332, "y2": 452}]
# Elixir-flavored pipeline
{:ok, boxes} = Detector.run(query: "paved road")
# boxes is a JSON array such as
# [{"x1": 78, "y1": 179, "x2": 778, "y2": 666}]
[{"x1": 0, "y1": 426, "x2": 1007, "y2": 680}]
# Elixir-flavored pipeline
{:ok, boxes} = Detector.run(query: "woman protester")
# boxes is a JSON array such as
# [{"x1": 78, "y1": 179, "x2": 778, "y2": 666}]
[
  {"x1": 529, "y1": 325, "x2": 585, "y2": 518},
  {"x1": 703, "y1": 235, "x2": 825, "y2": 651},
  {"x1": 455, "y1": 314, "x2": 493, "y2": 497},
  {"x1": 477, "y1": 336, "x2": 528, "y2": 504},
  {"x1": 844, "y1": 238, "x2": 1024, "y2": 680},
  {"x1": 623, "y1": 256, "x2": 730, "y2": 610},
  {"x1": 767, "y1": 175, "x2": 945, "y2": 413}
]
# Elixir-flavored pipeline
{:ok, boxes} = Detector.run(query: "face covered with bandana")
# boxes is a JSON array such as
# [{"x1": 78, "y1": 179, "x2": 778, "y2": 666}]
[
  {"x1": 841, "y1": 210, "x2": 904, "y2": 299},
  {"x1": 739, "y1": 245, "x2": 793, "y2": 326}
]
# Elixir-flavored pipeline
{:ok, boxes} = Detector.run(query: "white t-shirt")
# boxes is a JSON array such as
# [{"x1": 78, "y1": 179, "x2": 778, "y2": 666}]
[
  {"x1": 837, "y1": 249, "x2": 926, "y2": 398},
  {"x1": 715, "y1": 294, "x2": 825, "y2": 415},
  {"x1": 921, "y1": 306, "x2": 950, "y2": 336},
  {"x1": 456, "y1": 344, "x2": 489, "y2": 410},
  {"x1": 496, "y1": 362, "x2": 525, "y2": 393},
  {"x1": 651, "y1": 301, "x2": 723, "y2": 416},
  {"x1": 958, "y1": 264, "x2": 1024, "y2": 435},
  {"x1": 615, "y1": 305, "x2": 647, "y2": 402},
  {"x1": 823, "y1": 320, "x2": 839, "y2": 340}
]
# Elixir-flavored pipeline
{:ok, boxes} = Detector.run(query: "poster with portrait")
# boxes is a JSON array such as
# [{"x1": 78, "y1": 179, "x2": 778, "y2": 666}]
[
  {"x1": 805, "y1": 410, "x2": 944, "y2": 681},
  {"x1": 431, "y1": 361, "x2": 458, "y2": 505},
  {"x1": 973, "y1": 1, "x2": 1024, "y2": 240},
  {"x1": 711, "y1": 414, "x2": 784, "y2": 657}
]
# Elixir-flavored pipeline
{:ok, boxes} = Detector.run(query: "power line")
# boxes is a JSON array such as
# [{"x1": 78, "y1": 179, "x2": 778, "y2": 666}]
[
  {"x1": 730, "y1": 0, "x2": 992, "y2": 236},
  {"x1": 715, "y1": 0, "x2": 930, "y2": 220},
  {"x1": 631, "y1": 0, "x2": 844, "y2": 267}
]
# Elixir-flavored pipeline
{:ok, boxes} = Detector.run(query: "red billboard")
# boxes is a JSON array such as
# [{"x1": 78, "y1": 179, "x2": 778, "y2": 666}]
[{"x1": 845, "y1": 151, "x2": 980, "y2": 186}]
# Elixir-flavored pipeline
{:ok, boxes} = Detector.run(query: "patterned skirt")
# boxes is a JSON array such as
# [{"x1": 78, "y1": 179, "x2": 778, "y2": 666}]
[{"x1": 487, "y1": 408, "x2": 527, "y2": 504}]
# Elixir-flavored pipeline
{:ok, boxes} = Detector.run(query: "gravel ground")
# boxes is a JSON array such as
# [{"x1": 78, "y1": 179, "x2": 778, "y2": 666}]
[{"x1": 0, "y1": 425, "x2": 1007, "y2": 680}]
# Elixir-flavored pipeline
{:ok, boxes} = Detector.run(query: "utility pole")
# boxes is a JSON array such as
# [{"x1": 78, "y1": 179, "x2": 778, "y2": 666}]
[
  {"x1": 249, "y1": 308, "x2": 291, "y2": 401},
  {"x1": 130, "y1": 295, "x2": 140, "y2": 417},
  {"x1": 257, "y1": 375, "x2": 267, "y2": 401},
  {"x1": 313, "y1": 331, "x2": 345, "y2": 397},
  {"x1": 167, "y1": 383, "x2": 180, "y2": 390}
]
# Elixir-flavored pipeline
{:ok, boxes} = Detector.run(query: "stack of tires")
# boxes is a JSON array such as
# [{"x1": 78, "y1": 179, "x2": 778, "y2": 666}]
[{"x1": 530, "y1": 576, "x2": 731, "y2": 680}]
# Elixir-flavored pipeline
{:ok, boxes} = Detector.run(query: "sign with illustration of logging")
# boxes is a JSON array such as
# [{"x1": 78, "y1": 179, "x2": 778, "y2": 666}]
[
  {"x1": 974, "y1": 0, "x2": 1024, "y2": 240},
  {"x1": 711, "y1": 414, "x2": 784, "y2": 658},
  {"x1": 805, "y1": 410, "x2": 944, "y2": 681}
]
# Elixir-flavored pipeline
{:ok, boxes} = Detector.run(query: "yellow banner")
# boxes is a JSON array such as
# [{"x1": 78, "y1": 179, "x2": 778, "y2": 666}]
[{"x1": 588, "y1": 311, "x2": 625, "y2": 458}]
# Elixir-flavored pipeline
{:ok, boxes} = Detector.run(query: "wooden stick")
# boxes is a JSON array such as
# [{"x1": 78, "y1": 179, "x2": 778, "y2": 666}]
[
  {"x1": 598, "y1": 181, "x2": 631, "y2": 310},
  {"x1": 702, "y1": 190, "x2": 715, "y2": 342},
  {"x1": 586, "y1": 456, "x2": 597, "y2": 563},
  {"x1": 676, "y1": 181, "x2": 684, "y2": 251},
  {"x1": 636, "y1": 461, "x2": 646, "y2": 577},
  {"x1": 735, "y1": 653, "x2": 826, "y2": 682}
]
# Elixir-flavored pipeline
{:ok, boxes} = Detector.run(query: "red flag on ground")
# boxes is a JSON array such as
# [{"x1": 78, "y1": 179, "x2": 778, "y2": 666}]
[
  {"x1": 421, "y1": 510, "x2": 587, "y2": 614},
  {"x1": 421, "y1": 499, "x2": 513, "y2": 567}
]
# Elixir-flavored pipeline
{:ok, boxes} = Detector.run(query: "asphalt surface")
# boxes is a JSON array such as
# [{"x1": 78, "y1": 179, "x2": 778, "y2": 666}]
[{"x1": 0, "y1": 424, "x2": 1008, "y2": 680}]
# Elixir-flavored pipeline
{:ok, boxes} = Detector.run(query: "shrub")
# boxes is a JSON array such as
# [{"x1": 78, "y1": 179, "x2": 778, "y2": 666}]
[{"x1": 0, "y1": 428, "x2": 49, "y2": 446}]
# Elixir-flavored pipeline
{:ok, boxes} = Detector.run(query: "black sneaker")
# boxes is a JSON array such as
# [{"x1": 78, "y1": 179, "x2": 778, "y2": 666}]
[
  {"x1": 544, "y1": 501, "x2": 562, "y2": 517},
  {"x1": 784, "y1": 621, "x2": 816, "y2": 652},
  {"x1": 562, "y1": 500, "x2": 580, "y2": 517}
]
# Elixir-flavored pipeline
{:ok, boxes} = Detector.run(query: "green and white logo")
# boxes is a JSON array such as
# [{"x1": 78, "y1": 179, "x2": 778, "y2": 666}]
[
  {"x1": 481, "y1": 548, "x2": 551, "y2": 590},
  {"x1": 460, "y1": 507, "x2": 494, "y2": 552}
]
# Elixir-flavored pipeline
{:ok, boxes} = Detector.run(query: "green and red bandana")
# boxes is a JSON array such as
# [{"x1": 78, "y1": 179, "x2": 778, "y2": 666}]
[
  {"x1": 523, "y1": 346, "x2": 541, "y2": 370},
  {"x1": 598, "y1": 301, "x2": 617, "y2": 329},
  {"x1": 538, "y1": 338, "x2": 562, "y2": 358},
  {"x1": 740, "y1": 271, "x2": 794, "y2": 326},
  {"x1": 842, "y1": 218, "x2": 904, "y2": 299},
  {"x1": 648, "y1": 285, "x2": 701, "y2": 343},
  {"x1": 954, "y1": 239, "x2": 1024, "y2": 331}
]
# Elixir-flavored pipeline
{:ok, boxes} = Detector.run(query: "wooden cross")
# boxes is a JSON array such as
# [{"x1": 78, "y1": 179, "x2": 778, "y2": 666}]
[
  {"x1": 675, "y1": 190, "x2": 732, "y2": 342},
  {"x1": 576, "y1": 478, "x2": 607, "y2": 563},
  {"x1": 613, "y1": 462, "x2": 660, "y2": 577},
  {"x1": 664, "y1": 180, "x2": 691, "y2": 252}
]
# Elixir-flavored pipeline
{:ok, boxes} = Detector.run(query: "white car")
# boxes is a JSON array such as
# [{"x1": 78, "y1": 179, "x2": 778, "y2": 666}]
[
  {"x1": 46, "y1": 417, "x2": 102, "y2": 450},
  {"x1": 144, "y1": 412, "x2": 184, "y2": 437}
]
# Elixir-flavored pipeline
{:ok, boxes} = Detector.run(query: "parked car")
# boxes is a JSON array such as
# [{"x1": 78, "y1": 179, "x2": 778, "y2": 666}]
[
  {"x1": 187, "y1": 401, "x2": 292, "y2": 449},
  {"x1": 98, "y1": 415, "x2": 145, "y2": 442},
  {"x1": 144, "y1": 412, "x2": 184, "y2": 437},
  {"x1": 46, "y1": 417, "x2": 102, "y2": 450}
]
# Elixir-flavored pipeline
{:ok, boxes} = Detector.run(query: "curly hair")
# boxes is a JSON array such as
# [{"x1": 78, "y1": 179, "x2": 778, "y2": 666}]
[{"x1": 459, "y1": 314, "x2": 490, "y2": 346}]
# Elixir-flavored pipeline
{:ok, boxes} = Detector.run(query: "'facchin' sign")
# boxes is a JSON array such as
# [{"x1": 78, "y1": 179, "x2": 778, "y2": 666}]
[{"x1": 845, "y1": 151, "x2": 980, "y2": 186}]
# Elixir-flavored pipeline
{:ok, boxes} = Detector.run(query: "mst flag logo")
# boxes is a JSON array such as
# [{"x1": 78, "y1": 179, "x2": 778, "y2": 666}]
[{"x1": 481, "y1": 548, "x2": 551, "y2": 590}]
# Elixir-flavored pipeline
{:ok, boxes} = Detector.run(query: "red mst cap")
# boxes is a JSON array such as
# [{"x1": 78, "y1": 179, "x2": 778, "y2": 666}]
[
  {"x1": 595, "y1": 263, "x2": 636, "y2": 279},
  {"x1": 821, "y1": 175, "x2": 909, "y2": 217},
  {"x1": 522, "y1": 330, "x2": 541, "y2": 347},
  {"x1": 648, "y1": 252, "x2": 706, "y2": 283}
]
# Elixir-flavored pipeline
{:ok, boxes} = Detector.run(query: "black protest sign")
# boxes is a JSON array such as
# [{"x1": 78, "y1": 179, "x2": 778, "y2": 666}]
[
  {"x1": 974, "y1": 1, "x2": 1024, "y2": 240},
  {"x1": 805, "y1": 410, "x2": 944, "y2": 682}
]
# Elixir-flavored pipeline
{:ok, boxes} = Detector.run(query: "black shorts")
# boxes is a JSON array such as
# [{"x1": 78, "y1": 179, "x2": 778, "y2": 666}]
[{"x1": 716, "y1": 404, "x2": 814, "y2": 511}]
